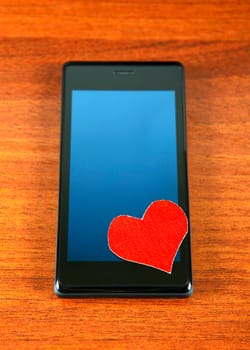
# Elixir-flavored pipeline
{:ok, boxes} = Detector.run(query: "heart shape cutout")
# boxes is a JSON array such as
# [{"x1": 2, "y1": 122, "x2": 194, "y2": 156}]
[{"x1": 108, "y1": 200, "x2": 188, "y2": 273}]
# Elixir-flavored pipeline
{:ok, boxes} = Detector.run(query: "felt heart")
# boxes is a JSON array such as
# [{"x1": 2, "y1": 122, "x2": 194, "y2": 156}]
[{"x1": 108, "y1": 200, "x2": 188, "y2": 273}]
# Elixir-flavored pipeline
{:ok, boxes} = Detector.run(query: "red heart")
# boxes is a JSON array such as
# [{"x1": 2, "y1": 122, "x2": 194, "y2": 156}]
[{"x1": 108, "y1": 200, "x2": 188, "y2": 273}]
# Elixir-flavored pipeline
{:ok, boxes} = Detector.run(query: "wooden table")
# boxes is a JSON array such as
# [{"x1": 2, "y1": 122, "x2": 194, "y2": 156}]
[{"x1": 0, "y1": 1, "x2": 249, "y2": 348}]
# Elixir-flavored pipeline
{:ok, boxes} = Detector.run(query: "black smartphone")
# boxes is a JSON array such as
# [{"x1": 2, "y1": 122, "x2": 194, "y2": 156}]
[{"x1": 55, "y1": 62, "x2": 192, "y2": 297}]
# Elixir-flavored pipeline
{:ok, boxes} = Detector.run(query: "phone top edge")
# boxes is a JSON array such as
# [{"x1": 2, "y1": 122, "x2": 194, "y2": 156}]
[{"x1": 63, "y1": 61, "x2": 184, "y2": 69}]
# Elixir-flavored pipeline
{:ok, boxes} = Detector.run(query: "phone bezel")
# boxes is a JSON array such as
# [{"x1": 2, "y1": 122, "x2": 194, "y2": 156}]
[{"x1": 55, "y1": 62, "x2": 192, "y2": 297}]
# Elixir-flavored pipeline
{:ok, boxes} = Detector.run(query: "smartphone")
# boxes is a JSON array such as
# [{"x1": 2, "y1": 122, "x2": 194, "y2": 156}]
[{"x1": 55, "y1": 62, "x2": 192, "y2": 297}]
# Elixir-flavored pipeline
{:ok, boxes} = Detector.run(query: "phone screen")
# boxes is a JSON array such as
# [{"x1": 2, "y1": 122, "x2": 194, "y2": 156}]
[{"x1": 67, "y1": 90, "x2": 179, "y2": 262}]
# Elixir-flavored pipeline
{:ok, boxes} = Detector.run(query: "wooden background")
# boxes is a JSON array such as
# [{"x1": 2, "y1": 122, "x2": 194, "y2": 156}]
[{"x1": 0, "y1": 0, "x2": 249, "y2": 349}]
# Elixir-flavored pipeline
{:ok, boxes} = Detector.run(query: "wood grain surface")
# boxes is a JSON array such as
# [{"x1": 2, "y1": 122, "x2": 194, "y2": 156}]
[{"x1": 0, "y1": 1, "x2": 249, "y2": 349}]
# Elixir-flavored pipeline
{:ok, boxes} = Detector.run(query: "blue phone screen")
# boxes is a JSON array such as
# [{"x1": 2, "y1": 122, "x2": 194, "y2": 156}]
[{"x1": 67, "y1": 90, "x2": 179, "y2": 261}]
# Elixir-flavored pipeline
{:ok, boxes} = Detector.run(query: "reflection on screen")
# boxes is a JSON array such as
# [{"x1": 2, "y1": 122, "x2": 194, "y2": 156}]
[{"x1": 67, "y1": 91, "x2": 179, "y2": 261}]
